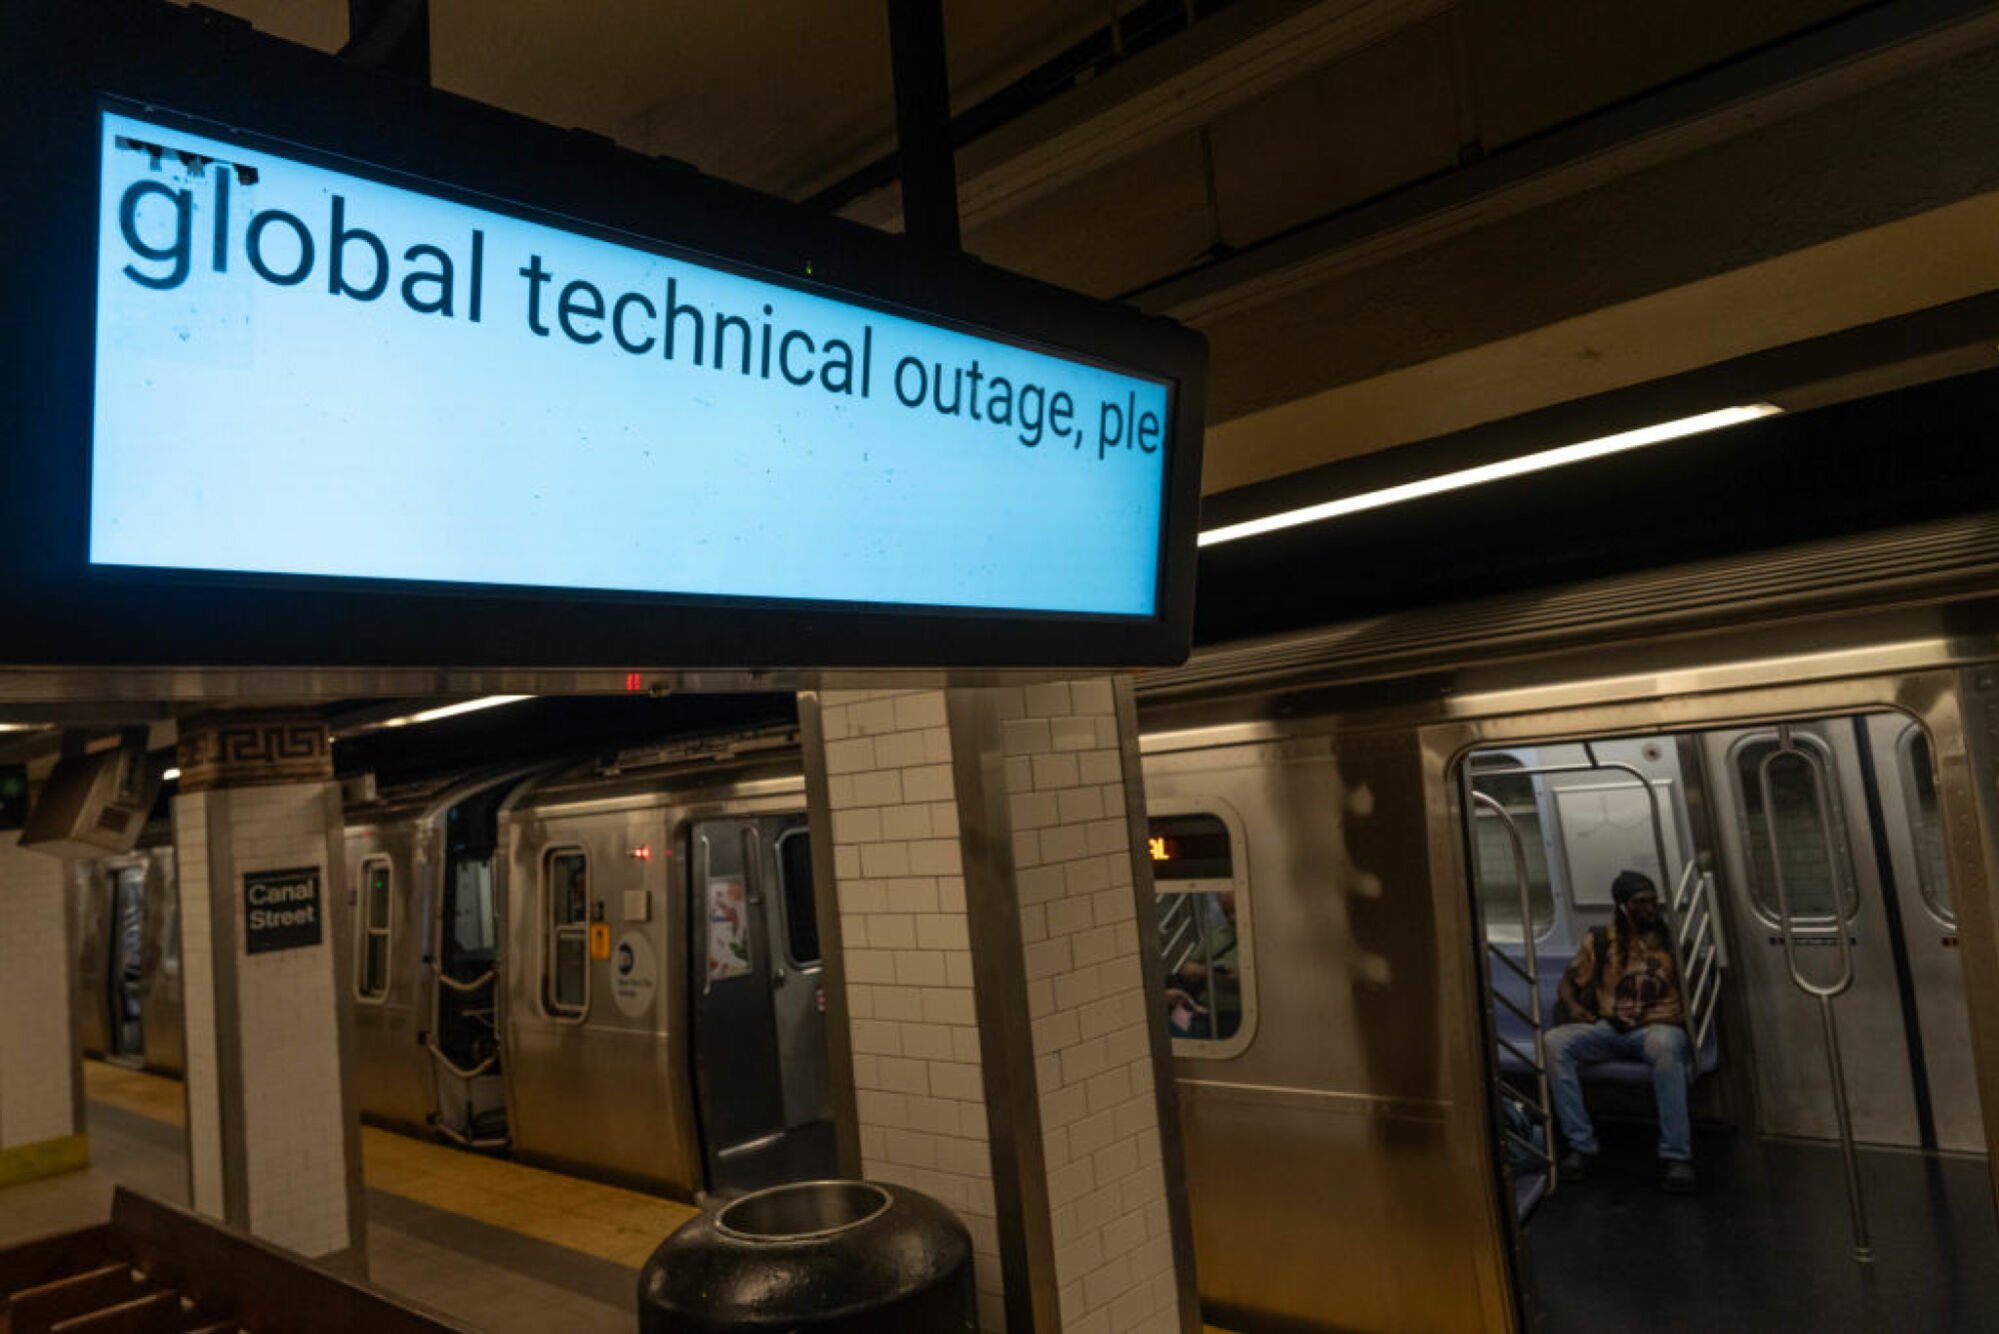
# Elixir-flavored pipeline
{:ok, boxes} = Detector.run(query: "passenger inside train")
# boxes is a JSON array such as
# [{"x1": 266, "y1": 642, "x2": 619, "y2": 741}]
[
  {"x1": 1152, "y1": 813, "x2": 1243, "y2": 1042},
  {"x1": 1469, "y1": 712, "x2": 1993, "y2": 1327},
  {"x1": 1166, "y1": 891, "x2": 1240, "y2": 1041},
  {"x1": 1546, "y1": 869, "x2": 1696, "y2": 1192}
]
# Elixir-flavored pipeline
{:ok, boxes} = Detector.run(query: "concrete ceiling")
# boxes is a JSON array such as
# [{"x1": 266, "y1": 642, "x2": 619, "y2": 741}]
[{"x1": 179, "y1": 0, "x2": 1999, "y2": 502}]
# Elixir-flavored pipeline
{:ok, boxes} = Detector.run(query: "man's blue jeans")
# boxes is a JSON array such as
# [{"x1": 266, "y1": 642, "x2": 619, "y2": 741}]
[{"x1": 1545, "y1": 1020, "x2": 1692, "y2": 1162}]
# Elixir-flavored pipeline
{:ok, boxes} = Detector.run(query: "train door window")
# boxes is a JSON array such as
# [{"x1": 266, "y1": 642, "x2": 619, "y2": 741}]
[
  {"x1": 1466, "y1": 758, "x2": 1557, "y2": 939},
  {"x1": 544, "y1": 848, "x2": 590, "y2": 1017},
  {"x1": 1731, "y1": 734, "x2": 1856, "y2": 924},
  {"x1": 1896, "y1": 726, "x2": 1956, "y2": 926},
  {"x1": 775, "y1": 829, "x2": 820, "y2": 967},
  {"x1": 1149, "y1": 801, "x2": 1255, "y2": 1057},
  {"x1": 356, "y1": 857, "x2": 393, "y2": 1002}
]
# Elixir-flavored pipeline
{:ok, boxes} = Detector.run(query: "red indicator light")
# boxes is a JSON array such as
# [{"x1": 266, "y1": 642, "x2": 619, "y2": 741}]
[
  {"x1": 630, "y1": 845, "x2": 652, "y2": 861},
  {"x1": 625, "y1": 672, "x2": 644, "y2": 693}
]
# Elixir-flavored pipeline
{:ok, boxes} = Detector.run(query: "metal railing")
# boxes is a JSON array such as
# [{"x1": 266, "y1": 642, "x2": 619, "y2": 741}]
[
  {"x1": 1157, "y1": 892, "x2": 1198, "y2": 975},
  {"x1": 1759, "y1": 724, "x2": 1872, "y2": 1263},
  {"x1": 1471, "y1": 791, "x2": 1558, "y2": 1195},
  {"x1": 1670, "y1": 859, "x2": 1725, "y2": 1053},
  {"x1": 428, "y1": 967, "x2": 500, "y2": 1079},
  {"x1": 1155, "y1": 890, "x2": 1219, "y2": 1023}
]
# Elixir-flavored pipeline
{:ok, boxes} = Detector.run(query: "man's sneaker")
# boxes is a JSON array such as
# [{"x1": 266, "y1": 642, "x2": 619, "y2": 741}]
[
  {"x1": 1660, "y1": 1160, "x2": 1697, "y2": 1194},
  {"x1": 1558, "y1": 1148, "x2": 1592, "y2": 1180}
]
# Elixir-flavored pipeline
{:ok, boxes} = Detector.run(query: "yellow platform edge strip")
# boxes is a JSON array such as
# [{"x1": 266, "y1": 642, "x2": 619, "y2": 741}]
[{"x1": 0, "y1": 1132, "x2": 90, "y2": 1186}]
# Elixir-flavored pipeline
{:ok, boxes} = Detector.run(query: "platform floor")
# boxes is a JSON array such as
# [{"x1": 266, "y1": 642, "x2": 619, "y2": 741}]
[
  {"x1": 15, "y1": 1063, "x2": 1236, "y2": 1333},
  {"x1": 0, "y1": 1061, "x2": 702, "y2": 1332},
  {"x1": 1524, "y1": 1122, "x2": 1999, "y2": 1332}
]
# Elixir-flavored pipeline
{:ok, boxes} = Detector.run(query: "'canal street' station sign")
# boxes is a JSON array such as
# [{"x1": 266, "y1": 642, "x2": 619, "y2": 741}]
[{"x1": 244, "y1": 866, "x2": 323, "y2": 955}]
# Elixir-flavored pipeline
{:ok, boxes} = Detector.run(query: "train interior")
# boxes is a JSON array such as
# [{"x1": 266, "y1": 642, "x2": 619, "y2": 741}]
[{"x1": 1466, "y1": 711, "x2": 1999, "y2": 1329}]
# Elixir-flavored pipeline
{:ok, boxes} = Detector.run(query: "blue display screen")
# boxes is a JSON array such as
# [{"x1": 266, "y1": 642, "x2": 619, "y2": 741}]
[{"x1": 90, "y1": 109, "x2": 1173, "y2": 617}]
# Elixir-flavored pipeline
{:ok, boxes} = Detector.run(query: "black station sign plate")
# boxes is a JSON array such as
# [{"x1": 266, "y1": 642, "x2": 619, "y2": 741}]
[
  {"x1": 0, "y1": 0, "x2": 1207, "y2": 672},
  {"x1": 244, "y1": 865, "x2": 323, "y2": 955}
]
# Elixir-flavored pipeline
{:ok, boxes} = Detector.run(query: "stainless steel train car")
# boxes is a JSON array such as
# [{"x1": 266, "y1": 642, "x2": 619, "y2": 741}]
[
  {"x1": 492, "y1": 731, "x2": 837, "y2": 1196},
  {"x1": 69, "y1": 514, "x2": 1999, "y2": 1330},
  {"x1": 1132, "y1": 513, "x2": 1999, "y2": 1331},
  {"x1": 337, "y1": 736, "x2": 840, "y2": 1200}
]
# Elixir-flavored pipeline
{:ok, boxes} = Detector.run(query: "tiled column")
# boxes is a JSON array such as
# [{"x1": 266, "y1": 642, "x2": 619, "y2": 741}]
[
  {"x1": 801, "y1": 681, "x2": 1198, "y2": 1334},
  {"x1": 0, "y1": 829, "x2": 86, "y2": 1185},
  {"x1": 173, "y1": 711, "x2": 364, "y2": 1263}
]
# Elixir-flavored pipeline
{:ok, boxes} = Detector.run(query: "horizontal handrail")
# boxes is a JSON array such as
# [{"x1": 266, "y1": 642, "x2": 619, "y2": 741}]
[
  {"x1": 1682, "y1": 911, "x2": 1713, "y2": 967},
  {"x1": 1490, "y1": 987, "x2": 1538, "y2": 1030},
  {"x1": 426, "y1": 1039, "x2": 496, "y2": 1080},
  {"x1": 1686, "y1": 943, "x2": 1716, "y2": 997},
  {"x1": 436, "y1": 968, "x2": 496, "y2": 995},
  {"x1": 1672, "y1": 858, "x2": 1702, "y2": 913},
  {"x1": 1502, "y1": 1129, "x2": 1555, "y2": 1167},
  {"x1": 1494, "y1": 1034, "x2": 1545, "y2": 1077},
  {"x1": 1484, "y1": 945, "x2": 1535, "y2": 985},
  {"x1": 1694, "y1": 987, "x2": 1720, "y2": 1051}
]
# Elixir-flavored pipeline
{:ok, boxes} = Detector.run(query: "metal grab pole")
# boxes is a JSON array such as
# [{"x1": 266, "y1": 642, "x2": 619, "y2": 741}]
[
  {"x1": 1472, "y1": 790, "x2": 1557, "y2": 1186},
  {"x1": 1818, "y1": 993, "x2": 1874, "y2": 1262},
  {"x1": 1760, "y1": 724, "x2": 1873, "y2": 1263}
]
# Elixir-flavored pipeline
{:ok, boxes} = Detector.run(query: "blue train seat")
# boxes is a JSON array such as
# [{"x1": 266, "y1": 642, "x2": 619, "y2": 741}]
[{"x1": 1490, "y1": 948, "x2": 1719, "y2": 1084}]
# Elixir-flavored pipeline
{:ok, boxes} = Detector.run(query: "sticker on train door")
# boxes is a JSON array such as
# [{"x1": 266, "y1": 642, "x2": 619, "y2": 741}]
[
  {"x1": 589, "y1": 922, "x2": 612, "y2": 959},
  {"x1": 705, "y1": 876, "x2": 752, "y2": 981},
  {"x1": 612, "y1": 930, "x2": 656, "y2": 1018}
]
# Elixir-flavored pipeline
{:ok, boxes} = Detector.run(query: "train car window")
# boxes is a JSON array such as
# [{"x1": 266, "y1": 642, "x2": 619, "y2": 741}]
[
  {"x1": 775, "y1": 829, "x2": 820, "y2": 967},
  {"x1": 544, "y1": 848, "x2": 590, "y2": 1017},
  {"x1": 1467, "y1": 762, "x2": 1557, "y2": 937},
  {"x1": 1732, "y1": 735, "x2": 1856, "y2": 924},
  {"x1": 356, "y1": 857, "x2": 393, "y2": 1001},
  {"x1": 1150, "y1": 806, "x2": 1256, "y2": 1058},
  {"x1": 1897, "y1": 726, "x2": 1956, "y2": 926}
]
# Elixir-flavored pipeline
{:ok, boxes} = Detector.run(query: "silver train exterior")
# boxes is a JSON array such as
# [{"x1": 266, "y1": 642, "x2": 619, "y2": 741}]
[{"x1": 67, "y1": 514, "x2": 1999, "y2": 1331}]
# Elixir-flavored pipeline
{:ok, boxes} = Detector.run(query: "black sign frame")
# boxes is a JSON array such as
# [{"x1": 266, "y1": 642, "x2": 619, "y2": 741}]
[
  {"x1": 0, "y1": 0, "x2": 1207, "y2": 671},
  {"x1": 243, "y1": 865, "x2": 324, "y2": 955}
]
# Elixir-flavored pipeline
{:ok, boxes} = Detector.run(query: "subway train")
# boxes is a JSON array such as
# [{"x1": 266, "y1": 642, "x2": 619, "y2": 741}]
[{"x1": 71, "y1": 512, "x2": 1999, "y2": 1331}]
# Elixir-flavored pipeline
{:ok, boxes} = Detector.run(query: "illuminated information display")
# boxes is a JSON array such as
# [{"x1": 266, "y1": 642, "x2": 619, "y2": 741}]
[{"x1": 91, "y1": 108, "x2": 1174, "y2": 618}]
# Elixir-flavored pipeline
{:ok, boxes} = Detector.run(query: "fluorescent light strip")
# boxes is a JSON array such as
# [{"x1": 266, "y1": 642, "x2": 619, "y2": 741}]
[
  {"x1": 379, "y1": 695, "x2": 533, "y2": 728},
  {"x1": 1197, "y1": 403, "x2": 1783, "y2": 548}
]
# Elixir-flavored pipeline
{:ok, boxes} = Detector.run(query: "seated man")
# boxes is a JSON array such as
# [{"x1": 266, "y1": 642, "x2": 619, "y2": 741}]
[{"x1": 1547, "y1": 870, "x2": 1696, "y2": 1193}]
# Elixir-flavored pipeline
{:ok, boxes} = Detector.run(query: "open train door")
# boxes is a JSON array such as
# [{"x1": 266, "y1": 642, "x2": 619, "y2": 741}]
[
  {"x1": 688, "y1": 815, "x2": 837, "y2": 1196},
  {"x1": 426, "y1": 780, "x2": 517, "y2": 1150}
]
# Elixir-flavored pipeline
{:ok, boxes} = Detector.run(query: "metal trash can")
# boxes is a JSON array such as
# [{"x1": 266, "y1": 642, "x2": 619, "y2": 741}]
[{"x1": 638, "y1": 1179, "x2": 976, "y2": 1332}]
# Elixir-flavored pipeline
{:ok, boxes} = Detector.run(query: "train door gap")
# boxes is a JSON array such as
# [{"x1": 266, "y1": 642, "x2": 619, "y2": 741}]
[
  {"x1": 1458, "y1": 712, "x2": 1999, "y2": 1332},
  {"x1": 428, "y1": 780, "x2": 514, "y2": 1151},
  {"x1": 1850, "y1": 716, "x2": 1941, "y2": 1154},
  {"x1": 687, "y1": 817, "x2": 837, "y2": 1199}
]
